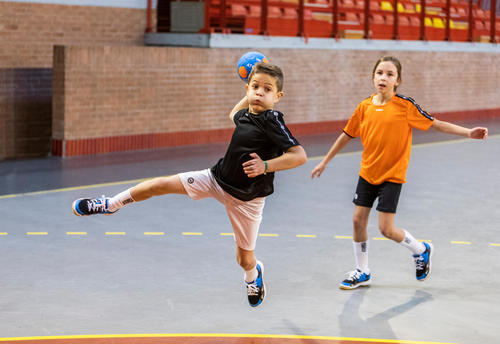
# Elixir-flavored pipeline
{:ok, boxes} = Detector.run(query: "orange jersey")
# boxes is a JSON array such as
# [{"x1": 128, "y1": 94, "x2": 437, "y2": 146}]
[{"x1": 344, "y1": 94, "x2": 434, "y2": 185}]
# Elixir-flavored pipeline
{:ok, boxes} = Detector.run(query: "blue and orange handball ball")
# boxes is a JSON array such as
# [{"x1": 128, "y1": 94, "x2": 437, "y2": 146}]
[{"x1": 237, "y1": 51, "x2": 269, "y2": 82}]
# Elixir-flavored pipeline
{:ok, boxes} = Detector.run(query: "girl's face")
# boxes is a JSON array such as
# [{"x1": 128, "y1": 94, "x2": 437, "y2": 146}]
[
  {"x1": 373, "y1": 61, "x2": 400, "y2": 95},
  {"x1": 246, "y1": 73, "x2": 283, "y2": 114}
]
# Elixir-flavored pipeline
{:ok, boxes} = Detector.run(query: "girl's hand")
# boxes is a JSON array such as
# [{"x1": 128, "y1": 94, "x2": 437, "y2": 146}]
[
  {"x1": 242, "y1": 153, "x2": 266, "y2": 178},
  {"x1": 311, "y1": 161, "x2": 327, "y2": 179},
  {"x1": 469, "y1": 127, "x2": 488, "y2": 140}
]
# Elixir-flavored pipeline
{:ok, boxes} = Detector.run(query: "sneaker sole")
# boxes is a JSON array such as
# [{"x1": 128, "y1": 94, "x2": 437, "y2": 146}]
[
  {"x1": 418, "y1": 242, "x2": 433, "y2": 282},
  {"x1": 339, "y1": 279, "x2": 371, "y2": 290},
  {"x1": 72, "y1": 199, "x2": 84, "y2": 216}
]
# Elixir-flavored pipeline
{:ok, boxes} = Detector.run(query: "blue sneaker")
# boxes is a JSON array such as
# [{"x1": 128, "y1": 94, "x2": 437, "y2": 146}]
[
  {"x1": 414, "y1": 242, "x2": 433, "y2": 281},
  {"x1": 72, "y1": 196, "x2": 116, "y2": 216},
  {"x1": 246, "y1": 261, "x2": 265, "y2": 307},
  {"x1": 339, "y1": 268, "x2": 371, "y2": 290}
]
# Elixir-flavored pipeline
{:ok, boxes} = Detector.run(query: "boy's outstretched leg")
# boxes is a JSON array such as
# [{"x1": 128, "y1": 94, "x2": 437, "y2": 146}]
[
  {"x1": 237, "y1": 246, "x2": 265, "y2": 307},
  {"x1": 72, "y1": 175, "x2": 187, "y2": 216}
]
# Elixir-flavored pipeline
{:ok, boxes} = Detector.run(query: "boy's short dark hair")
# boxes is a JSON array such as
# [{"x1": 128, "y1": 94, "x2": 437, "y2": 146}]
[{"x1": 248, "y1": 62, "x2": 284, "y2": 92}]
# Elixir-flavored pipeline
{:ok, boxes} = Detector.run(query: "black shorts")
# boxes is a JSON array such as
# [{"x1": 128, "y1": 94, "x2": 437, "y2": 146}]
[{"x1": 353, "y1": 176, "x2": 402, "y2": 213}]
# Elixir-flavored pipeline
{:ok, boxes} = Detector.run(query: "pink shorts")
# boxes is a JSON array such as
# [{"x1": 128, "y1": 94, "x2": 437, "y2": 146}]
[{"x1": 178, "y1": 169, "x2": 265, "y2": 251}]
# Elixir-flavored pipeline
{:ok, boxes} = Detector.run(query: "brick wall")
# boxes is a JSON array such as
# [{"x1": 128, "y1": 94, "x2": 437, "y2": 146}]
[
  {"x1": 52, "y1": 45, "x2": 500, "y2": 156},
  {"x1": 0, "y1": 1, "x2": 152, "y2": 159},
  {"x1": 0, "y1": 68, "x2": 52, "y2": 159},
  {"x1": 0, "y1": 2, "x2": 151, "y2": 68}
]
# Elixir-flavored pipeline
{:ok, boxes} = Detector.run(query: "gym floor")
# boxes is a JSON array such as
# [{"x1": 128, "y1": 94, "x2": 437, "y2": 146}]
[{"x1": 0, "y1": 119, "x2": 499, "y2": 344}]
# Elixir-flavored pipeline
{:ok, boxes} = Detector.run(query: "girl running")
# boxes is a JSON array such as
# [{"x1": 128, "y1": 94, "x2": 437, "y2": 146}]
[{"x1": 311, "y1": 56, "x2": 488, "y2": 289}]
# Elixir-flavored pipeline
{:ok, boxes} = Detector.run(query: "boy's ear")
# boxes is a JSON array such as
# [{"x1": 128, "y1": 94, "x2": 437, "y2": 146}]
[{"x1": 275, "y1": 91, "x2": 284, "y2": 102}]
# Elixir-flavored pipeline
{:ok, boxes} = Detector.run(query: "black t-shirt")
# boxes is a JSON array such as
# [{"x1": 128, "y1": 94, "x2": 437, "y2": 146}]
[{"x1": 211, "y1": 109, "x2": 300, "y2": 201}]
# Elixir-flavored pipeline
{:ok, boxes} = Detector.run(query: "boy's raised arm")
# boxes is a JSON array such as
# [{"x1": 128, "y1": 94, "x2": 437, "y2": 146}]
[
  {"x1": 431, "y1": 119, "x2": 488, "y2": 139},
  {"x1": 229, "y1": 96, "x2": 249, "y2": 121}
]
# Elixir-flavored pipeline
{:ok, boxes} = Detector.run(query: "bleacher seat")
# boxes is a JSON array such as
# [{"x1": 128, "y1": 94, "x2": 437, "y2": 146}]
[
  {"x1": 410, "y1": 16, "x2": 420, "y2": 26},
  {"x1": 283, "y1": 8, "x2": 298, "y2": 19},
  {"x1": 404, "y1": 4, "x2": 415, "y2": 13},
  {"x1": 372, "y1": 14, "x2": 385, "y2": 24},
  {"x1": 249, "y1": 5, "x2": 261, "y2": 17},
  {"x1": 433, "y1": 17, "x2": 445, "y2": 28},
  {"x1": 474, "y1": 8, "x2": 485, "y2": 19},
  {"x1": 231, "y1": 4, "x2": 247, "y2": 16},
  {"x1": 457, "y1": 7, "x2": 466, "y2": 17},
  {"x1": 380, "y1": 1, "x2": 393, "y2": 11},
  {"x1": 345, "y1": 12, "x2": 360, "y2": 22},
  {"x1": 474, "y1": 19, "x2": 485, "y2": 30},
  {"x1": 356, "y1": 0, "x2": 380, "y2": 9},
  {"x1": 385, "y1": 14, "x2": 393, "y2": 25},
  {"x1": 399, "y1": 16, "x2": 410, "y2": 26},
  {"x1": 355, "y1": 0, "x2": 364, "y2": 9},
  {"x1": 342, "y1": 0, "x2": 355, "y2": 7},
  {"x1": 269, "y1": 6, "x2": 282, "y2": 18},
  {"x1": 305, "y1": 9, "x2": 313, "y2": 20}
]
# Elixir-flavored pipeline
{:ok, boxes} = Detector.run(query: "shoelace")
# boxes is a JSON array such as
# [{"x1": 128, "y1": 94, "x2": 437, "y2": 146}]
[
  {"x1": 246, "y1": 282, "x2": 260, "y2": 296},
  {"x1": 86, "y1": 196, "x2": 106, "y2": 213},
  {"x1": 345, "y1": 269, "x2": 362, "y2": 282},
  {"x1": 414, "y1": 255, "x2": 425, "y2": 270}
]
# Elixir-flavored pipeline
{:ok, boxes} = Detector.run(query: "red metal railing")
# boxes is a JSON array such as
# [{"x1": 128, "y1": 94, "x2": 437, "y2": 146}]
[
  {"x1": 146, "y1": 0, "x2": 153, "y2": 33},
  {"x1": 151, "y1": 0, "x2": 498, "y2": 43}
]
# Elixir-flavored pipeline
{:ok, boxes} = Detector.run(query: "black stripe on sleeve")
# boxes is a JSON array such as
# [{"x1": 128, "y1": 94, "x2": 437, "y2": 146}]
[
  {"x1": 272, "y1": 111, "x2": 298, "y2": 145},
  {"x1": 343, "y1": 130, "x2": 355, "y2": 138},
  {"x1": 396, "y1": 94, "x2": 434, "y2": 121}
]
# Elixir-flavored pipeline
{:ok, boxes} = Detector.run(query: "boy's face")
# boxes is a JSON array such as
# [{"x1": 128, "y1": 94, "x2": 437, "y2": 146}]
[
  {"x1": 246, "y1": 73, "x2": 283, "y2": 114},
  {"x1": 373, "y1": 61, "x2": 400, "y2": 94}
]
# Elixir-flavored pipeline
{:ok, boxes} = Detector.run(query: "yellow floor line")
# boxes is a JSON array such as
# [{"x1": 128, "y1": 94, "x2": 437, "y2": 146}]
[
  {"x1": 418, "y1": 239, "x2": 432, "y2": 243},
  {"x1": 105, "y1": 232, "x2": 126, "y2": 236},
  {"x1": 0, "y1": 332, "x2": 458, "y2": 344},
  {"x1": 66, "y1": 232, "x2": 87, "y2": 235},
  {"x1": 259, "y1": 233, "x2": 279, "y2": 237},
  {"x1": 220, "y1": 232, "x2": 234, "y2": 236},
  {"x1": 451, "y1": 241, "x2": 471, "y2": 245},
  {"x1": 0, "y1": 232, "x2": 7, "y2": 236},
  {"x1": 373, "y1": 237, "x2": 390, "y2": 241},
  {"x1": 0, "y1": 176, "x2": 159, "y2": 200},
  {"x1": 335, "y1": 235, "x2": 353, "y2": 239},
  {"x1": 26, "y1": 232, "x2": 48, "y2": 235},
  {"x1": 490, "y1": 243, "x2": 500, "y2": 247},
  {"x1": 296, "y1": 234, "x2": 317, "y2": 238},
  {"x1": 144, "y1": 232, "x2": 164, "y2": 236},
  {"x1": 182, "y1": 232, "x2": 202, "y2": 236}
]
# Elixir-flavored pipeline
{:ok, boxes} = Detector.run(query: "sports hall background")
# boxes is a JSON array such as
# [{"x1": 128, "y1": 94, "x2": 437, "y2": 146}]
[{"x1": 0, "y1": 0, "x2": 499, "y2": 161}]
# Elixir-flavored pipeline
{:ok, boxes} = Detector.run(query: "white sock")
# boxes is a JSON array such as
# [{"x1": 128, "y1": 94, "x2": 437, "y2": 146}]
[
  {"x1": 108, "y1": 189, "x2": 135, "y2": 212},
  {"x1": 353, "y1": 241, "x2": 370, "y2": 274},
  {"x1": 400, "y1": 229, "x2": 426, "y2": 255},
  {"x1": 245, "y1": 265, "x2": 258, "y2": 283}
]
